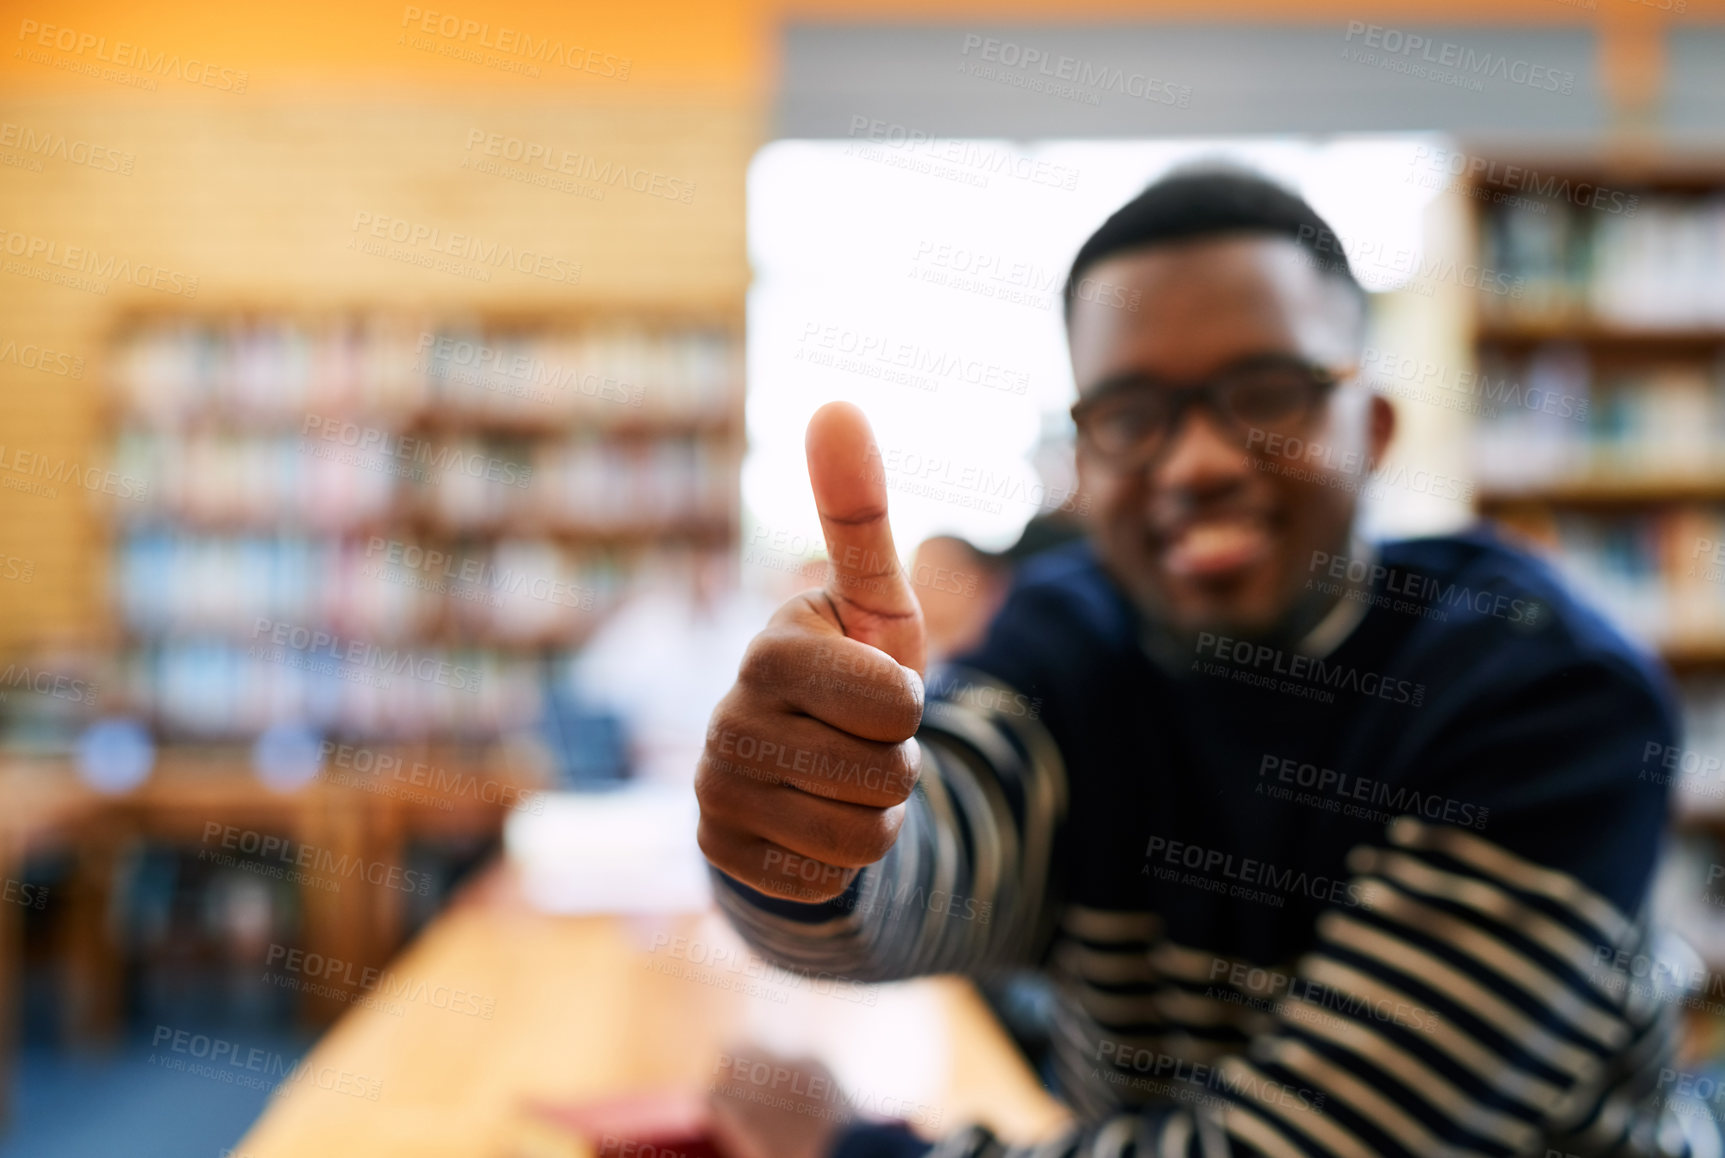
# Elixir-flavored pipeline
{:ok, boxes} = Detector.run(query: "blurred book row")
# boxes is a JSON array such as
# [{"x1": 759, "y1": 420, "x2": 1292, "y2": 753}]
[
  {"x1": 113, "y1": 319, "x2": 739, "y2": 428},
  {"x1": 1481, "y1": 194, "x2": 1725, "y2": 327},
  {"x1": 121, "y1": 643, "x2": 547, "y2": 739},
  {"x1": 24, "y1": 312, "x2": 749, "y2": 750},
  {"x1": 112, "y1": 430, "x2": 737, "y2": 532},
  {"x1": 1470, "y1": 345, "x2": 1725, "y2": 489},
  {"x1": 115, "y1": 533, "x2": 649, "y2": 642},
  {"x1": 1514, "y1": 509, "x2": 1725, "y2": 651}
]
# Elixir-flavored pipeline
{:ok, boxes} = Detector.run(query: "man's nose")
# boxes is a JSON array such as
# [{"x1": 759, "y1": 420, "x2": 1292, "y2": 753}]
[{"x1": 1150, "y1": 406, "x2": 1251, "y2": 494}]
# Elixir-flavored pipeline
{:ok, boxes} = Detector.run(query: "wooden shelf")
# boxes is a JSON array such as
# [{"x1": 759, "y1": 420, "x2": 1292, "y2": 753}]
[
  {"x1": 1475, "y1": 321, "x2": 1725, "y2": 356},
  {"x1": 401, "y1": 408, "x2": 737, "y2": 441},
  {"x1": 1478, "y1": 477, "x2": 1725, "y2": 509},
  {"x1": 408, "y1": 514, "x2": 734, "y2": 545},
  {"x1": 119, "y1": 407, "x2": 741, "y2": 442},
  {"x1": 1661, "y1": 640, "x2": 1725, "y2": 674}
]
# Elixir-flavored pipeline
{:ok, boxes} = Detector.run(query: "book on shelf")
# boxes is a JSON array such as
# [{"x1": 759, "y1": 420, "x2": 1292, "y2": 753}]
[
  {"x1": 1470, "y1": 344, "x2": 1725, "y2": 491},
  {"x1": 101, "y1": 314, "x2": 742, "y2": 747},
  {"x1": 1480, "y1": 192, "x2": 1725, "y2": 328}
]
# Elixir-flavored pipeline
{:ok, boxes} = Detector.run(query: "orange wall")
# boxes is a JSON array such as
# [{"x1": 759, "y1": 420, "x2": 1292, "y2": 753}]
[
  {"x1": 0, "y1": 0, "x2": 1705, "y2": 648},
  {"x1": 1, "y1": 0, "x2": 1710, "y2": 101}
]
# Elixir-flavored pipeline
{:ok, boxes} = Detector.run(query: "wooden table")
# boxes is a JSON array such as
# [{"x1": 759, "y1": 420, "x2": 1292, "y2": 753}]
[{"x1": 236, "y1": 866, "x2": 1074, "y2": 1157}]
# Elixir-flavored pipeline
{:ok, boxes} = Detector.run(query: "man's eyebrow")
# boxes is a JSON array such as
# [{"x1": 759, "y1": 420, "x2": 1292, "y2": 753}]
[
  {"x1": 1078, "y1": 352, "x2": 1314, "y2": 399},
  {"x1": 1081, "y1": 371, "x2": 1162, "y2": 401}
]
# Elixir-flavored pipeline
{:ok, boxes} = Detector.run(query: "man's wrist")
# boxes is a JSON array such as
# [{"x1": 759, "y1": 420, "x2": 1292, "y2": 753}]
[{"x1": 711, "y1": 864, "x2": 868, "y2": 923}]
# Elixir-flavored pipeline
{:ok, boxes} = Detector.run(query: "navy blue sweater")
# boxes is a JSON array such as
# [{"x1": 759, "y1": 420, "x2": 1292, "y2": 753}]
[{"x1": 718, "y1": 529, "x2": 1703, "y2": 1157}]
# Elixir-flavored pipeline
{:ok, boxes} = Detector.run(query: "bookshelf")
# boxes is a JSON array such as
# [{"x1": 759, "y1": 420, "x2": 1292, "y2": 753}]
[
  {"x1": 71, "y1": 309, "x2": 744, "y2": 1027},
  {"x1": 1463, "y1": 163, "x2": 1725, "y2": 969},
  {"x1": 105, "y1": 309, "x2": 744, "y2": 744}
]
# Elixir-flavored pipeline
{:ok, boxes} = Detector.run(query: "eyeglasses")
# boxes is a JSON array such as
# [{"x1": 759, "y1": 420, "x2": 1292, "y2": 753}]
[{"x1": 1070, "y1": 355, "x2": 1352, "y2": 470}]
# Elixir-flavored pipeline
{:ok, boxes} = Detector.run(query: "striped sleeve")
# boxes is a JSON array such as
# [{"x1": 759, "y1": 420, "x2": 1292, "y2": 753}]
[
  {"x1": 713, "y1": 665, "x2": 1070, "y2": 983},
  {"x1": 927, "y1": 818, "x2": 1716, "y2": 1158}
]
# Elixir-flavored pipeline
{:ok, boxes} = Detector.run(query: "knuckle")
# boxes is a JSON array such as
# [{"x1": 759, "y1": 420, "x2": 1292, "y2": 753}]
[
  {"x1": 695, "y1": 817, "x2": 737, "y2": 872},
  {"x1": 736, "y1": 634, "x2": 784, "y2": 691},
  {"x1": 852, "y1": 806, "x2": 904, "y2": 864},
  {"x1": 887, "y1": 738, "x2": 922, "y2": 800},
  {"x1": 879, "y1": 692, "x2": 922, "y2": 743},
  {"x1": 828, "y1": 806, "x2": 900, "y2": 867}
]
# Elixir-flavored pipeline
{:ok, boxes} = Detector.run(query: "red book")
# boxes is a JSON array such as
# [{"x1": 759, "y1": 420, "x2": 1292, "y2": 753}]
[{"x1": 516, "y1": 1088, "x2": 735, "y2": 1158}]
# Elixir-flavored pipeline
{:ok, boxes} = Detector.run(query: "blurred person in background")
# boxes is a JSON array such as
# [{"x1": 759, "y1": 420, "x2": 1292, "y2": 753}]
[
  {"x1": 698, "y1": 169, "x2": 1708, "y2": 1158},
  {"x1": 913, "y1": 513, "x2": 1090, "y2": 665}
]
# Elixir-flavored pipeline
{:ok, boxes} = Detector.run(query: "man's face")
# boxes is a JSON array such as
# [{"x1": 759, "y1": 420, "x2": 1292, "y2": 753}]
[{"x1": 1068, "y1": 235, "x2": 1393, "y2": 641}]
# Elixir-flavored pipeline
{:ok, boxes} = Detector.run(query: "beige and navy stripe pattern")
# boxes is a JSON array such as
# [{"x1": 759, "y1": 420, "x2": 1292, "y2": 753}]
[{"x1": 714, "y1": 675, "x2": 1717, "y2": 1158}]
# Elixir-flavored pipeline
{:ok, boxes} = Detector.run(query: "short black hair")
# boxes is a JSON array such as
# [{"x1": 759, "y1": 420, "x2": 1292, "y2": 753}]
[{"x1": 1063, "y1": 165, "x2": 1365, "y2": 319}]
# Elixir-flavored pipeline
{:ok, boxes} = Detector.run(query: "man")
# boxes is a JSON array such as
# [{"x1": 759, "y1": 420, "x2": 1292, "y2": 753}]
[{"x1": 696, "y1": 170, "x2": 1708, "y2": 1157}]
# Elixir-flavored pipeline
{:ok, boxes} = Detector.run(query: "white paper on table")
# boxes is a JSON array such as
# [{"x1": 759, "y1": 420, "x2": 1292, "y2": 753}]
[{"x1": 505, "y1": 784, "x2": 713, "y2": 915}]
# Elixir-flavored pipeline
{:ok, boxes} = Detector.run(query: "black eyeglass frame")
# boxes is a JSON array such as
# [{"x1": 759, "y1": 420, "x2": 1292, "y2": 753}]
[{"x1": 1069, "y1": 354, "x2": 1357, "y2": 470}]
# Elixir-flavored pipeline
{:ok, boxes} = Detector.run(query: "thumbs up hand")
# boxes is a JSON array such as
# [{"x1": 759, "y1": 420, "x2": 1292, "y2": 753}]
[{"x1": 697, "y1": 402, "x2": 928, "y2": 902}]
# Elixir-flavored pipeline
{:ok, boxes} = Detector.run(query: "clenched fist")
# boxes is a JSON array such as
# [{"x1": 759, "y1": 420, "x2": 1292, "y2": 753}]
[{"x1": 697, "y1": 402, "x2": 928, "y2": 903}]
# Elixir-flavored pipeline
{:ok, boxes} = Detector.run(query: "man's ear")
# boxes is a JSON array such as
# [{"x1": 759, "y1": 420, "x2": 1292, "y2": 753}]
[{"x1": 1365, "y1": 392, "x2": 1396, "y2": 473}]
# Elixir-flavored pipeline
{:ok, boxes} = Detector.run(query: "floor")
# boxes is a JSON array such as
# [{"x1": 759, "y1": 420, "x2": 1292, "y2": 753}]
[{"x1": 0, "y1": 1033, "x2": 308, "y2": 1158}]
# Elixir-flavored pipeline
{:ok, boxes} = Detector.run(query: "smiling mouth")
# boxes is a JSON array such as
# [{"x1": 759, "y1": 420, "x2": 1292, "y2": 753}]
[{"x1": 1159, "y1": 514, "x2": 1276, "y2": 580}]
